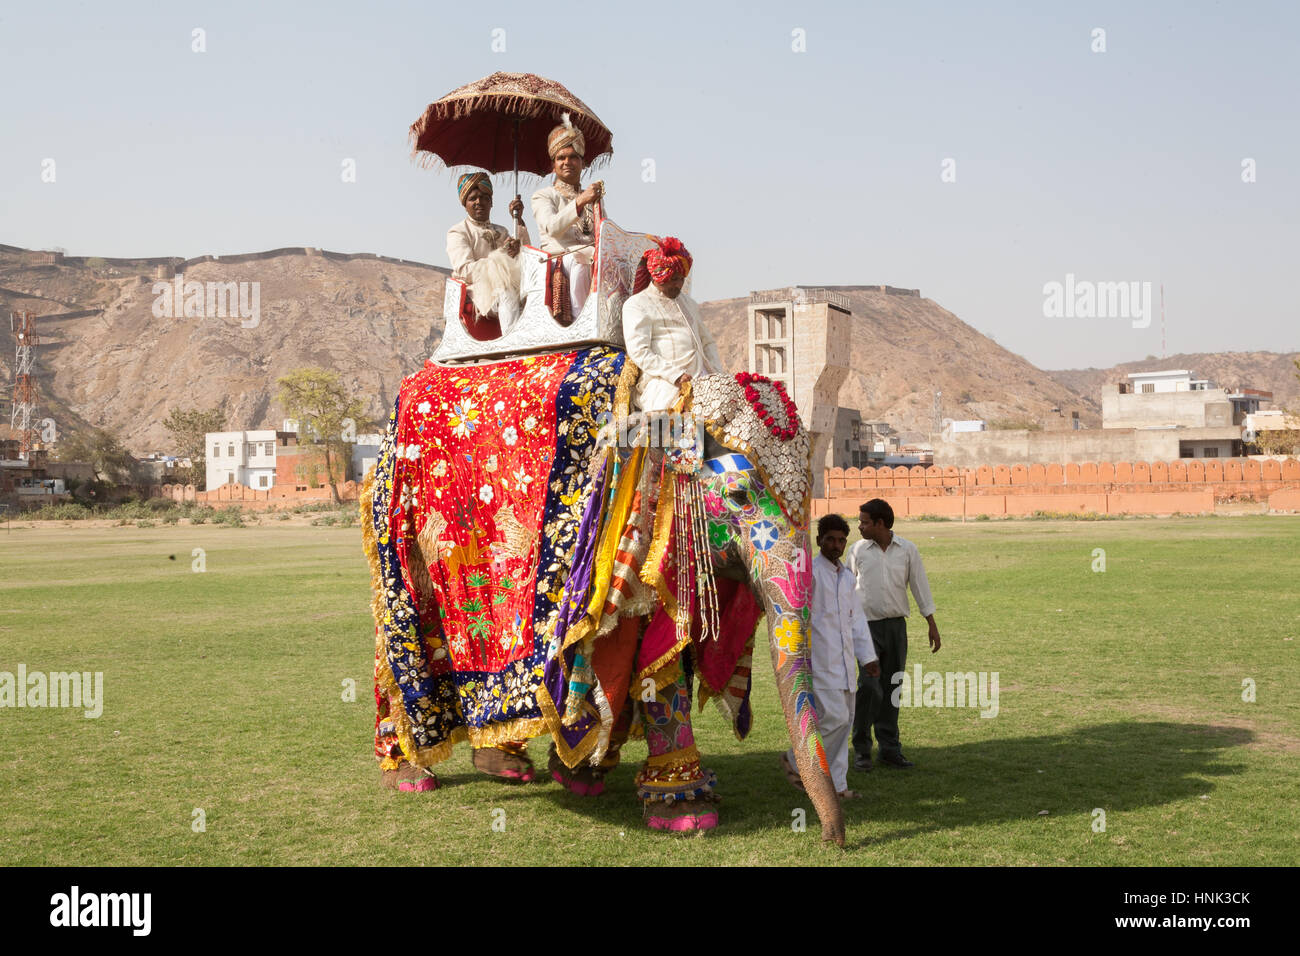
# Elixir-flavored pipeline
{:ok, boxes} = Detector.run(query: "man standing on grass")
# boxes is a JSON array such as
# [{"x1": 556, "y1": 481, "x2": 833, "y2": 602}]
[
  {"x1": 782, "y1": 514, "x2": 880, "y2": 800},
  {"x1": 848, "y1": 498, "x2": 941, "y2": 770}
]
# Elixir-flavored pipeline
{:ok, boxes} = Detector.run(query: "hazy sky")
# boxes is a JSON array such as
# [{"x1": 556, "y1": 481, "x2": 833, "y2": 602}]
[{"x1": 2, "y1": 0, "x2": 1296, "y2": 369}]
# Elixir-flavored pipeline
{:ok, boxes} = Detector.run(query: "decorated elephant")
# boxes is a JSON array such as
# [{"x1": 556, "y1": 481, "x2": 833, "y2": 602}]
[{"x1": 361, "y1": 342, "x2": 845, "y2": 845}]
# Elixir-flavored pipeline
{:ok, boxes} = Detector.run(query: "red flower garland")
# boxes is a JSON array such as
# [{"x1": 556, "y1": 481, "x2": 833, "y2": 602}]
[{"x1": 735, "y1": 372, "x2": 800, "y2": 441}]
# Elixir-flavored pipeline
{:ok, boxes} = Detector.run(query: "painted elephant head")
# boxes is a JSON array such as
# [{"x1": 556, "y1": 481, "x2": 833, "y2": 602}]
[{"x1": 687, "y1": 372, "x2": 846, "y2": 846}]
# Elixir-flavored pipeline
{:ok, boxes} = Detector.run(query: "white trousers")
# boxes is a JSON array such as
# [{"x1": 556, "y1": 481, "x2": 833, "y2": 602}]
[
  {"x1": 563, "y1": 252, "x2": 591, "y2": 318},
  {"x1": 788, "y1": 683, "x2": 855, "y2": 793},
  {"x1": 495, "y1": 289, "x2": 522, "y2": 335}
]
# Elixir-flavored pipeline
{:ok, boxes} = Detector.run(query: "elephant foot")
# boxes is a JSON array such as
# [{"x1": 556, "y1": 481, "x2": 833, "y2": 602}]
[
  {"x1": 471, "y1": 742, "x2": 537, "y2": 783},
  {"x1": 382, "y1": 762, "x2": 439, "y2": 792},
  {"x1": 636, "y1": 758, "x2": 720, "y2": 833},
  {"x1": 548, "y1": 744, "x2": 606, "y2": 797},
  {"x1": 644, "y1": 797, "x2": 720, "y2": 833}
]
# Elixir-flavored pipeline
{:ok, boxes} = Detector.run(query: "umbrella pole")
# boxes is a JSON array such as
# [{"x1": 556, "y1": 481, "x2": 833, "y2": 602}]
[{"x1": 512, "y1": 120, "x2": 523, "y2": 242}]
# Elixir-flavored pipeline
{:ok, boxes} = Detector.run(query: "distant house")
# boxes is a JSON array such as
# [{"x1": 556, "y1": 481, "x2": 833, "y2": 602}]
[
  {"x1": 351, "y1": 434, "x2": 382, "y2": 482},
  {"x1": 206, "y1": 430, "x2": 283, "y2": 490},
  {"x1": 1102, "y1": 370, "x2": 1270, "y2": 458},
  {"x1": 935, "y1": 369, "x2": 1274, "y2": 465},
  {"x1": 205, "y1": 422, "x2": 374, "y2": 491}
]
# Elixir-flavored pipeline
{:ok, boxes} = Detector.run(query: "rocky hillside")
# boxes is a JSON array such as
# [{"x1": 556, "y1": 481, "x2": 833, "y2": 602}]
[
  {"x1": 3, "y1": 244, "x2": 1295, "y2": 454},
  {"x1": 1, "y1": 246, "x2": 447, "y2": 450}
]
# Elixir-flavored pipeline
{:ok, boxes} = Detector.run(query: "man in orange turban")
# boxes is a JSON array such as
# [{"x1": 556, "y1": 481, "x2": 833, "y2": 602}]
[{"x1": 621, "y1": 237, "x2": 722, "y2": 412}]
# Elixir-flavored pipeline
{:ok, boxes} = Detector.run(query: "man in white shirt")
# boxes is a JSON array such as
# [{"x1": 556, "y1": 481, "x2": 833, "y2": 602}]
[
  {"x1": 446, "y1": 172, "x2": 529, "y2": 333},
  {"x1": 782, "y1": 514, "x2": 880, "y2": 800},
  {"x1": 846, "y1": 498, "x2": 942, "y2": 770},
  {"x1": 620, "y1": 236, "x2": 723, "y2": 413},
  {"x1": 530, "y1": 113, "x2": 603, "y2": 320}
]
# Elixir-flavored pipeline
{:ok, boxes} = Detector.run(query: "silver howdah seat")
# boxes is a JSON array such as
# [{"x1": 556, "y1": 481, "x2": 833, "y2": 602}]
[{"x1": 431, "y1": 218, "x2": 689, "y2": 363}]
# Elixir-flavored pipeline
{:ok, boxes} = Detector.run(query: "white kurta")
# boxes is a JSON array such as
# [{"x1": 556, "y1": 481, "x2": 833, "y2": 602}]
[
  {"x1": 809, "y1": 552, "x2": 878, "y2": 690},
  {"x1": 445, "y1": 217, "x2": 529, "y2": 278},
  {"x1": 789, "y1": 552, "x2": 880, "y2": 793},
  {"x1": 445, "y1": 217, "x2": 530, "y2": 332},
  {"x1": 530, "y1": 183, "x2": 595, "y2": 261},
  {"x1": 620, "y1": 285, "x2": 723, "y2": 411}
]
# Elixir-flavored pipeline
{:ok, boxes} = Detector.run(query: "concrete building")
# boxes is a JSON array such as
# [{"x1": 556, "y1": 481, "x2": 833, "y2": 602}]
[
  {"x1": 936, "y1": 368, "x2": 1270, "y2": 465},
  {"x1": 827, "y1": 408, "x2": 873, "y2": 469},
  {"x1": 0, "y1": 439, "x2": 78, "y2": 505},
  {"x1": 206, "y1": 429, "x2": 298, "y2": 490},
  {"x1": 1103, "y1": 371, "x2": 1265, "y2": 428},
  {"x1": 206, "y1": 423, "x2": 376, "y2": 492},
  {"x1": 1101, "y1": 370, "x2": 1267, "y2": 459},
  {"x1": 859, "y1": 420, "x2": 901, "y2": 459},
  {"x1": 747, "y1": 287, "x2": 852, "y2": 495},
  {"x1": 352, "y1": 434, "x2": 383, "y2": 481}
]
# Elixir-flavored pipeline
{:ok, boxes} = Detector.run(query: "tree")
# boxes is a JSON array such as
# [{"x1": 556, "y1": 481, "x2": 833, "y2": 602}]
[
  {"x1": 162, "y1": 406, "x2": 226, "y2": 489},
  {"x1": 1253, "y1": 358, "x2": 1300, "y2": 455},
  {"x1": 1253, "y1": 428, "x2": 1300, "y2": 456},
  {"x1": 276, "y1": 368, "x2": 369, "y2": 503},
  {"x1": 52, "y1": 428, "x2": 135, "y2": 486}
]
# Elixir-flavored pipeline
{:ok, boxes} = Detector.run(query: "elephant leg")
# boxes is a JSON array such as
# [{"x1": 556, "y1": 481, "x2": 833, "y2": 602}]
[
  {"x1": 376, "y1": 670, "x2": 438, "y2": 792},
  {"x1": 471, "y1": 741, "x2": 537, "y2": 783},
  {"x1": 636, "y1": 669, "x2": 719, "y2": 832},
  {"x1": 548, "y1": 743, "x2": 609, "y2": 796},
  {"x1": 548, "y1": 694, "x2": 633, "y2": 796}
]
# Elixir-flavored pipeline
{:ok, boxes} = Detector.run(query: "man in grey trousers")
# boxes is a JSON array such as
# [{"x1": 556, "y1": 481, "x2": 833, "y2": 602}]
[{"x1": 847, "y1": 498, "x2": 942, "y2": 770}]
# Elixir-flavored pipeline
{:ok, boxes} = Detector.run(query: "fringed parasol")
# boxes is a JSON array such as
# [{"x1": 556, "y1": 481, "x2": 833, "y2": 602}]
[{"x1": 410, "y1": 71, "x2": 613, "y2": 178}]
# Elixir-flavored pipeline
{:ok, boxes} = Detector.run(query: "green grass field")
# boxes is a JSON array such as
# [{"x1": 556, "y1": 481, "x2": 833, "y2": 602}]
[{"x1": 1, "y1": 515, "x2": 1296, "y2": 865}]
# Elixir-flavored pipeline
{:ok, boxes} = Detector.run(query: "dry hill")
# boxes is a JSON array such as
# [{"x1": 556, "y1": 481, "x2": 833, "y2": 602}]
[
  {"x1": 1, "y1": 246, "x2": 447, "y2": 450},
  {"x1": 3, "y1": 244, "x2": 1295, "y2": 455}
]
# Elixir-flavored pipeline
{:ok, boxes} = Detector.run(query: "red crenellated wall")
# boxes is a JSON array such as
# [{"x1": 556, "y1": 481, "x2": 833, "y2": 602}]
[{"x1": 816, "y1": 458, "x2": 1300, "y2": 517}]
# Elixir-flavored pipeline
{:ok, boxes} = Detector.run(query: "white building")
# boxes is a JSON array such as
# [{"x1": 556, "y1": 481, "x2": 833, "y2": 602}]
[
  {"x1": 1125, "y1": 370, "x2": 1213, "y2": 394},
  {"x1": 352, "y1": 434, "x2": 382, "y2": 481},
  {"x1": 207, "y1": 430, "x2": 280, "y2": 490},
  {"x1": 1100, "y1": 369, "x2": 1269, "y2": 459}
]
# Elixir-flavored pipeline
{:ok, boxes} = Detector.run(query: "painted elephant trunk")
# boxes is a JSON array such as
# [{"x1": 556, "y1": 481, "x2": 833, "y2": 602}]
[{"x1": 762, "y1": 589, "x2": 846, "y2": 847}]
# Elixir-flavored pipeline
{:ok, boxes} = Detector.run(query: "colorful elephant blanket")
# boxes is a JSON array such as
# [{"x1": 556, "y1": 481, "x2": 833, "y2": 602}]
[
  {"x1": 365, "y1": 347, "x2": 624, "y2": 765},
  {"x1": 364, "y1": 347, "x2": 764, "y2": 770}
]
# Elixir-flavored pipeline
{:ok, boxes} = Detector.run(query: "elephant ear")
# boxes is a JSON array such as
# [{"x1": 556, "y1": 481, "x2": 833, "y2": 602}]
[{"x1": 689, "y1": 373, "x2": 812, "y2": 526}]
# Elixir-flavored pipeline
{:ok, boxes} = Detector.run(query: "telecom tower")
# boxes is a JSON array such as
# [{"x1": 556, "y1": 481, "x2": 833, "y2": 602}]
[{"x1": 10, "y1": 311, "x2": 39, "y2": 459}]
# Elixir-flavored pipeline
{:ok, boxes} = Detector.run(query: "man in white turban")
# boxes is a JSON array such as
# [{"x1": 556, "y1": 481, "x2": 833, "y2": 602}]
[{"x1": 530, "y1": 114, "x2": 604, "y2": 321}]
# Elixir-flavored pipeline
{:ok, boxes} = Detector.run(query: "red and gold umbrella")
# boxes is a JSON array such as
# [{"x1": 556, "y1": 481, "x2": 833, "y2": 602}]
[{"x1": 410, "y1": 71, "x2": 613, "y2": 180}]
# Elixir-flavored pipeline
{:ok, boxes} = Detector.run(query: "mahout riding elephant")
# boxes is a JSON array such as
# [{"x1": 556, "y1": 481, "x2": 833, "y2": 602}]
[{"x1": 362, "y1": 343, "x2": 845, "y2": 845}]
